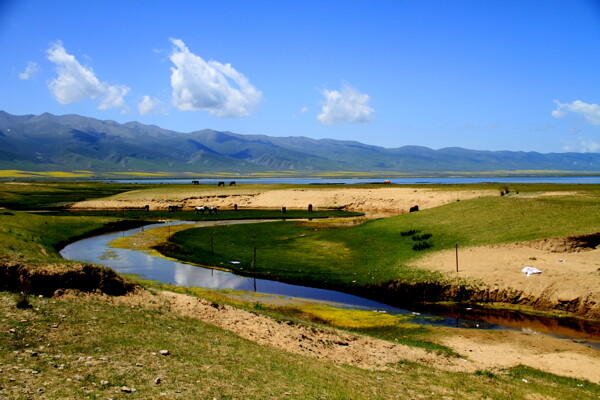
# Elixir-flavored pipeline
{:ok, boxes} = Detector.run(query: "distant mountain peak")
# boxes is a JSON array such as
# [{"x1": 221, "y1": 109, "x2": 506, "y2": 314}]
[{"x1": 0, "y1": 110, "x2": 599, "y2": 174}]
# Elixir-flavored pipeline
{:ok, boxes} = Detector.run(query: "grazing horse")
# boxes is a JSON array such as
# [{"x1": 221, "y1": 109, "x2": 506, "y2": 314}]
[
  {"x1": 143, "y1": 205, "x2": 150, "y2": 211},
  {"x1": 195, "y1": 206, "x2": 218, "y2": 215},
  {"x1": 217, "y1": 181, "x2": 225, "y2": 187},
  {"x1": 192, "y1": 180, "x2": 200, "y2": 185},
  {"x1": 167, "y1": 204, "x2": 179, "y2": 212},
  {"x1": 409, "y1": 205, "x2": 419, "y2": 213},
  {"x1": 383, "y1": 179, "x2": 392, "y2": 185},
  {"x1": 229, "y1": 181, "x2": 236, "y2": 186},
  {"x1": 194, "y1": 206, "x2": 207, "y2": 214}
]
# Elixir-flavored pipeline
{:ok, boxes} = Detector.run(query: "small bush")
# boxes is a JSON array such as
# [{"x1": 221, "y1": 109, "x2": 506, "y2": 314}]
[
  {"x1": 15, "y1": 292, "x2": 32, "y2": 309},
  {"x1": 401, "y1": 229, "x2": 420, "y2": 237},
  {"x1": 412, "y1": 241, "x2": 433, "y2": 251},
  {"x1": 411, "y1": 233, "x2": 432, "y2": 241}
]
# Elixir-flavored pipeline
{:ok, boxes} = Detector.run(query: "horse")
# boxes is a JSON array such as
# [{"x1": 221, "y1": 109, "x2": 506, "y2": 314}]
[
  {"x1": 192, "y1": 180, "x2": 200, "y2": 185},
  {"x1": 217, "y1": 181, "x2": 225, "y2": 187},
  {"x1": 229, "y1": 181, "x2": 236, "y2": 186},
  {"x1": 409, "y1": 205, "x2": 419, "y2": 213},
  {"x1": 167, "y1": 204, "x2": 179, "y2": 212},
  {"x1": 143, "y1": 205, "x2": 150, "y2": 211},
  {"x1": 195, "y1": 206, "x2": 218, "y2": 215},
  {"x1": 194, "y1": 206, "x2": 207, "y2": 214},
  {"x1": 383, "y1": 179, "x2": 392, "y2": 185}
]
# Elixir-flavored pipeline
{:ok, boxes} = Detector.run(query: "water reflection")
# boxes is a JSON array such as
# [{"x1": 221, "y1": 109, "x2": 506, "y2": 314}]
[
  {"x1": 60, "y1": 221, "x2": 600, "y2": 345},
  {"x1": 60, "y1": 221, "x2": 403, "y2": 311}
]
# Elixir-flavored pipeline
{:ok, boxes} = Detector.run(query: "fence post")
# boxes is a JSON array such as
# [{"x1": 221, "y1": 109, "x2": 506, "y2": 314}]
[{"x1": 455, "y1": 243, "x2": 459, "y2": 273}]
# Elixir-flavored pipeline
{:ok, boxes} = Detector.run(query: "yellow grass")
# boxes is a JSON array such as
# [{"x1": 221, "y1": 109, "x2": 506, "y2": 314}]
[{"x1": 0, "y1": 170, "x2": 95, "y2": 178}]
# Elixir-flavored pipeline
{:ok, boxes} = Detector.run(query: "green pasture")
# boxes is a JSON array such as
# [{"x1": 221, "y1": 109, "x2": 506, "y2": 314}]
[
  {"x1": 0, "y1": 211, "x2": 119, "y2": 263},
  {"x1": 0, "y1": 181, "x2": 152, "y2": 210},
  {"x1": 164, "y1": 188, "x2": 600, "y2": 287},
  {"x1": 3, "y1": 292, "x2": 598, "y2": 400}
]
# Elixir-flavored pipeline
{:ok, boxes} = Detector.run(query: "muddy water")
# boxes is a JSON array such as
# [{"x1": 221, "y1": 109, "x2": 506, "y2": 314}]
[{"x1": 60, "y1": 221, "x2": 600, "y2": 345}]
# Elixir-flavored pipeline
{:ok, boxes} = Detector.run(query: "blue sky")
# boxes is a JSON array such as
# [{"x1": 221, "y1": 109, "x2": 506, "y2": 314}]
[{"x1": 1, "y1": 0, "x2": 599, "y2": 153}]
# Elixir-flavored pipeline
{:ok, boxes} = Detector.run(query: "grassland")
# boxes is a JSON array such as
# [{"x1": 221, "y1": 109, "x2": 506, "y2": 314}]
[
  {"x1": 162, "y1": 186, "x2": 600, "y2": 287},
  {"x1": 1, "y1": 181, "x2": 599, "y2": 398},
  {"x1": 3, "y1": 290, "x2": 599, "y2": 399}
]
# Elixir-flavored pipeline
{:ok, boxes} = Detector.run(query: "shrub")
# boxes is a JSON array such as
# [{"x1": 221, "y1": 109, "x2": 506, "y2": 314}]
[
  {"x1": 412, "y1": 241, "x2": 434, "y2": 251},
  {"x1": 411, "y1": 233, "x2": 432, "y2": 241},
  {"x1": 401, "y1": 229, "x2": 420, "y2": 237}
]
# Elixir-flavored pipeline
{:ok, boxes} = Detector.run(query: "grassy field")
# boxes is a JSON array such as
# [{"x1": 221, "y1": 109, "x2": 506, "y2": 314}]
[
  {"x1": 163, "y1": 186, "x2": 600, "y2": 287},
  {"x1": 2, "y1": 290, "x2": 598, "y2": 400},
  {"x1": 0, "y1": 181, "x2": 155, "y2": 210},
  {"x1": 1, "y1": 181, "x2": 600, "y2": 398}
]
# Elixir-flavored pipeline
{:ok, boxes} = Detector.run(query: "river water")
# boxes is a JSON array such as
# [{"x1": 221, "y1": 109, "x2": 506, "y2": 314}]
[{"x1": 60, "y1": 221, "x2": 600, "y2": 345}]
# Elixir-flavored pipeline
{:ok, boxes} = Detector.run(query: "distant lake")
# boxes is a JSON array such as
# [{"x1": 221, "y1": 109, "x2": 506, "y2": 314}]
[{"x1": 105, "y1": 176, "x2": 600, "y2": 185}]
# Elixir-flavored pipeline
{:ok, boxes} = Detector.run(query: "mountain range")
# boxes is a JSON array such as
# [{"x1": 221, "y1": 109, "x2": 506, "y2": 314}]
[{"x1": 1, "y1": 110, "x2": 599, "y2": 175}]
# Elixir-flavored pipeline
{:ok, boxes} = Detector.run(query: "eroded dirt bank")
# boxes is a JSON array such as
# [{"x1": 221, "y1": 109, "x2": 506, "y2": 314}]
[
  {"x1": 0, "y1": 261, "x2": 135, "y2": 297},
  {"x1": 90, "y1": 288, "x2": 599, "y2": 384},
  {"x1": 409, "y1": 234, "x2": 600, "y2": 320}
]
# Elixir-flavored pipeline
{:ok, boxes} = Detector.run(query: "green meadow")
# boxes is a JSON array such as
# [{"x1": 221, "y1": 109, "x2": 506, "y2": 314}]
[
  {"x1": 1, "y1": 181, "x2": 599, "y2": 398},
  {"x1": 163, "y1": 185, "x2": 600, "y2": 287}
]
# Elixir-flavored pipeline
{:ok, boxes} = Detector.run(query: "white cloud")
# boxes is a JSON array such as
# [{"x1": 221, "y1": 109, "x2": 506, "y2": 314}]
[
  {"x1": 19, "y1": 61, "x2": 39, "y2": 80},
  {"x1": 562, "y1": 136, "x2": 600, "y2": 152},
  {"x1": 99, "y1": 85, "x2": 130, "y2": 113},
  {"x1": 552, "y1": 100, "x2": 600, "y2": 125},
  {"x1": 317, "y1": 83, "x2": 373, "y2": 125},
  {"x1": 137, "y1": 95, "x2": 166, "y2": 115},
  {"x1": 168, "y1": 38, "x2": 261, "y2": 118},
  {"x1": 46, "y1": 41, "x2": 129, "y2": 112}
]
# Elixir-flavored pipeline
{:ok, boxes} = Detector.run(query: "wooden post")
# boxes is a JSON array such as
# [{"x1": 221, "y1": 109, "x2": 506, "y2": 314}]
[{"x1": 455, "y1": 243, "x2": 459, "y2": 273}]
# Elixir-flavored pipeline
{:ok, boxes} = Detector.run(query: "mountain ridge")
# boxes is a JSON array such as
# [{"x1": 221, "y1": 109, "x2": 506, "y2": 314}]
[{"x1": 1, "y1": 110, "x2": 599, "y2": 174}]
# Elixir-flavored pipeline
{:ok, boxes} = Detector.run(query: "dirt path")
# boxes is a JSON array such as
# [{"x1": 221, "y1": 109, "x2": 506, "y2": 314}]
[{"x1": 111, "y1": 289, "x2": 600, "y2": 383}]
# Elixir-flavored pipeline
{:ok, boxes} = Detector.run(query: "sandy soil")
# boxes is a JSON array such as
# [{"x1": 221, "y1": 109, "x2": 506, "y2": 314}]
[
  {"x1": 107, "y1": 289, "x2": 600, "y2": 384},
  {"x1": 70, "y1": 186, "x2": 493, "y2": 214},
  {"x1": 410, "y1": 241, "x2": 600, "y2": 319}
]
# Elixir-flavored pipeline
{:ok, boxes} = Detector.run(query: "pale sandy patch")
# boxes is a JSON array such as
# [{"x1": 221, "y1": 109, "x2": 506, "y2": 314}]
[
  {"x1": 410, "y1": 243, "x2": 600, "y2": 318},
  {"x1": 70, "y1": 186, "x2": 494, "y2": 214}
]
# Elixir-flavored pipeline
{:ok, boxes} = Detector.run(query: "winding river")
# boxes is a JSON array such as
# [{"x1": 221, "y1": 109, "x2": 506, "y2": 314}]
[{"x1": 60, "y1": 220, "x2": 600, "y2": 346}]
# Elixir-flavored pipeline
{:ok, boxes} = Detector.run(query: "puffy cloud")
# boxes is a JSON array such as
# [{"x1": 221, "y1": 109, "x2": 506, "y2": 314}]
[
  {"x1": 317, "y1": 83, "x2": 373, "y2": 125},
  {"x1": 168, "y1": 38, "x2": 261, "y2": 118},
  {"x1": 562, "y1": 136, "x2": 600, "y2": 152},
  {"x1": 552, "y1": 100, "x2": 600, "y2": 125},
  {"x1": 98, "y1": 85, "x2": 130, "y2": 113},
  {"x1": 47, "y1": 42, "x2": 105, "y2": 103},
  {"x1": 137, "y1": 95, "x2": 166, "y2": 115},
  {"x1": 46, "y1": 41, "x2": 129, "y2": 112},
  {"x1": 19, "y1": 61, "x2": 39, "y2": 80}
]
